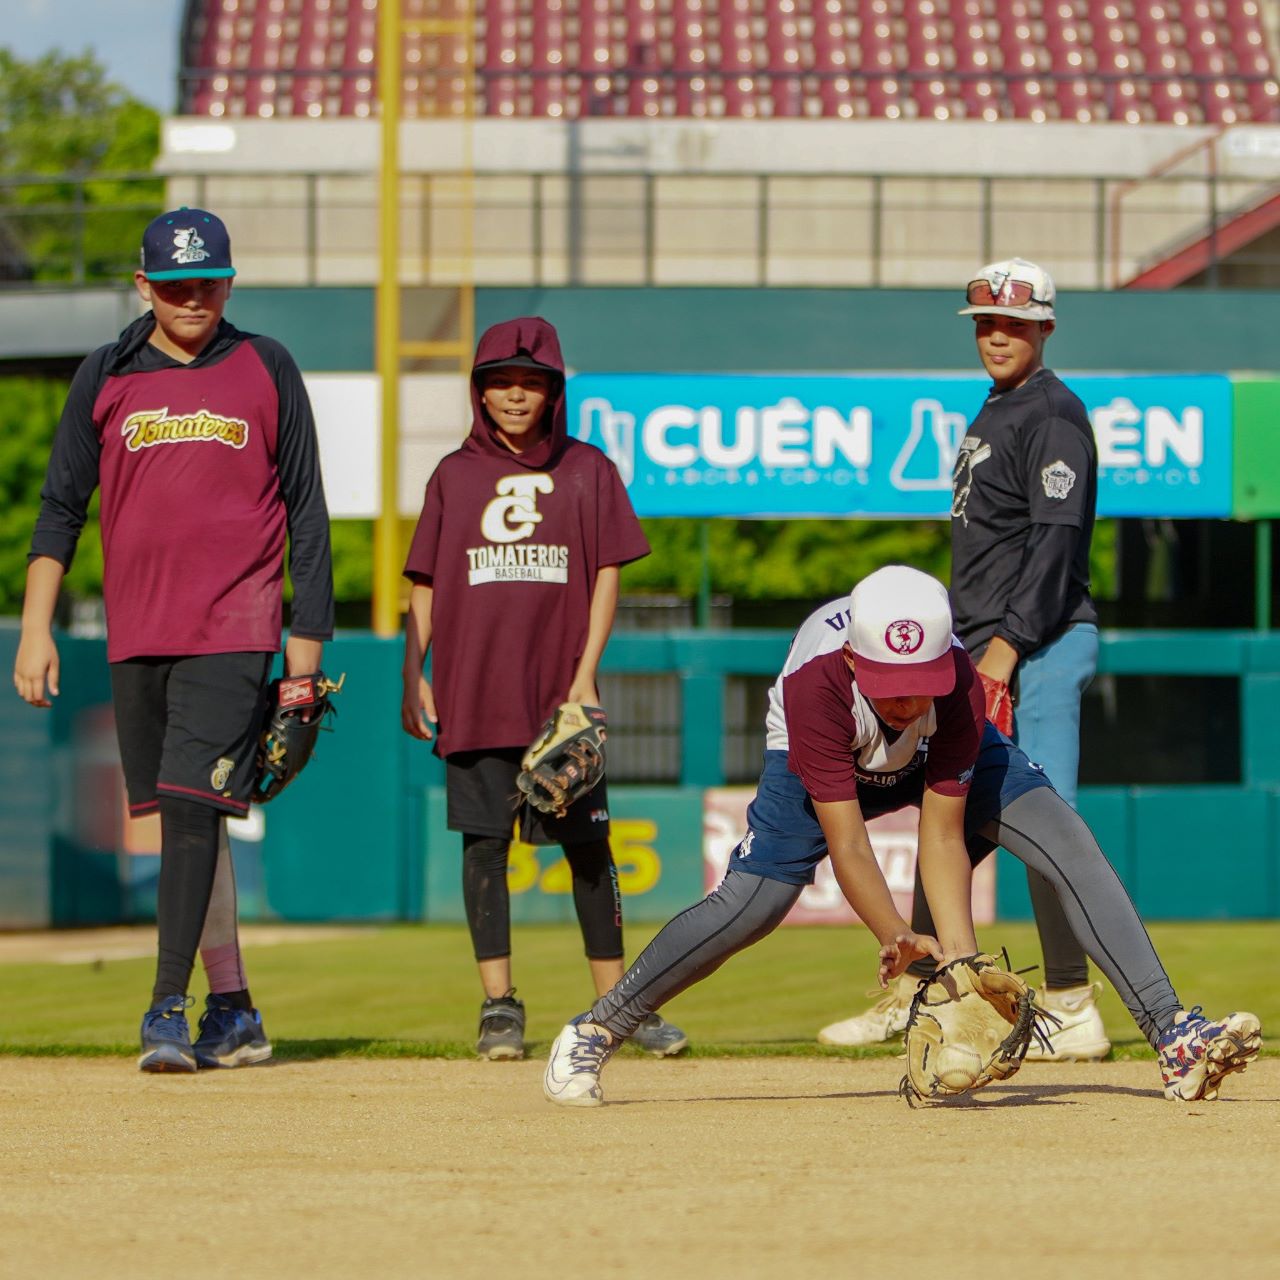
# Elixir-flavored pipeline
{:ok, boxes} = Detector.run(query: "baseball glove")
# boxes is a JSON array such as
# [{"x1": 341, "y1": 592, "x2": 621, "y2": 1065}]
[
  {"x1": 516, "y1": 702, "x2": 607, "y2": 817},
  {"x1": 899, "y1": 951, "x2": 1053, "y2": 1106},
  {"x1": 252, "y1": 671, "x2": 344, "y2": 804}
]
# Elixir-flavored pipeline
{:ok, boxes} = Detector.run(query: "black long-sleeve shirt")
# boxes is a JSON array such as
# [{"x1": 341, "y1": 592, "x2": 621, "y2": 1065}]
[
  {"x1": 31, "y1": 314, "x2": 334, "y2": 662},
  {"x1": 949, "y1": 367, "x2": 1097, "y2": 658}
]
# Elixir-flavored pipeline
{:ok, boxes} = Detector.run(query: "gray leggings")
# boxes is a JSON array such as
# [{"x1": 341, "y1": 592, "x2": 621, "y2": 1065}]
[{"x1": 590, "y1": 787, "x2": 1181, "y2": 1048}]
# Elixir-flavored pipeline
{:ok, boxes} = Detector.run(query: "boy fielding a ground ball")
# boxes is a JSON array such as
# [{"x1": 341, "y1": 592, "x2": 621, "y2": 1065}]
[
  {"x1": 544, "y1": 565, "x2": 1260, "y2": 1106},
  {"x1": 13, "y1": 208, "x2": 334, "y2": 1071}
]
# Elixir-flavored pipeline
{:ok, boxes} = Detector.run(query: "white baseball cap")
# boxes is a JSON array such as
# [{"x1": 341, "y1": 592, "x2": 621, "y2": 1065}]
[
  {"x1": 848, "y1": 566, "x2": 957, "y2": 699},
  {"x1": 958, "y1": 257, "x2": 1055, "y2": 322}
]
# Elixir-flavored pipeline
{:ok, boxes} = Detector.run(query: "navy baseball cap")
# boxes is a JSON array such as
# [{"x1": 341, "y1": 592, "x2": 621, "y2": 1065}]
[{"x1": 140, "y1": 208, "x2": 236, "y2": 280}]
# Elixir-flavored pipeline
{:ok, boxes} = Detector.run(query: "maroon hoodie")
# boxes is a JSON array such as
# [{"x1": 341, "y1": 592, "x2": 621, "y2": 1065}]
[{"x1": 404, "y1": 317, "x2": 648, "y2": 756}]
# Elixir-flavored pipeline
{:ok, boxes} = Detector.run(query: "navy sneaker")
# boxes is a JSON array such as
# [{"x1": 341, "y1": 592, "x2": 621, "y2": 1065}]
[
  {"x1": 139, "y1": 994, "x2": 197, "y2": 1073},
  {"x1": 193, "y1": 994, "x2": 273, "y2": 1069},
  {"x1": 631, "y1": 1013, "x2": 689, "y2": 1057}
]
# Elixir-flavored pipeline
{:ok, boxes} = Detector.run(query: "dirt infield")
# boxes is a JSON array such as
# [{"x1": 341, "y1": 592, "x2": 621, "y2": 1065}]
[{"x1": 0, "y1": 1055, "x2": 1273, "y2": 1279}]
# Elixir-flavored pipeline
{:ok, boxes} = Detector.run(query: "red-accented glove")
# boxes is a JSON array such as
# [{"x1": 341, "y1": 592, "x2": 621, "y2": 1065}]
[
  {"x1": 252, "y1": 671, "x2": 344, "y2": 803},
  {"x1": 978, "y1": 672, "x2": 1014, "y2": 736}
]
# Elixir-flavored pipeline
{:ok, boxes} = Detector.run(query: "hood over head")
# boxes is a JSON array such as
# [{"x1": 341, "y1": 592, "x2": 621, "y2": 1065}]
[{"x1": 465, "y1": 316, "x2": 567, "y2": 468}]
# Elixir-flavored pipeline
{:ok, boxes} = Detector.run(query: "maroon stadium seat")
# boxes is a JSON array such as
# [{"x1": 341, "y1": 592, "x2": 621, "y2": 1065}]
[
  {"x1": 765, "y1": 0, "x2": 805, "y2": 116},
  {"x1": 290, "y1": 0, "x2": 335, "y2": 118},
  {"x1": 177, "y1": 0, "x2": 1280, "y2": 123},
  {"x1": 339, "y1": 0, "x2": 377, "y2": 116},
  {"x1": 671, "y1": 0, "x2": 714, "y2": 114}
]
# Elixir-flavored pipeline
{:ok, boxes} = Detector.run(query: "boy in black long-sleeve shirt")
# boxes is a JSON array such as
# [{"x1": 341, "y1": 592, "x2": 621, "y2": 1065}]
[{"x1": 14, "y1": 208, "x2": 334, "y2": 1072}]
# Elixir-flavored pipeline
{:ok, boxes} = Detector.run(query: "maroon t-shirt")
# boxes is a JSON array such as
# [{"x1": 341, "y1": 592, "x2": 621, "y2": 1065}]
[
  {"x1": 404, "y1": 316, "x2": 648, "y2": 756},
  {"x1": 32, "y1": 317, "x2": 333, "y2": 662}
]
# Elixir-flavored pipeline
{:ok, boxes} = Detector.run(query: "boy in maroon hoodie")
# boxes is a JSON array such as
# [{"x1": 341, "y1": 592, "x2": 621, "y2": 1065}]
[
  {"x1": 14, "y1": 208, "x2": 334, "y2": 1072},
  {"x1": 401, "y1": 316, "x2": 687, "y2": 1060}
]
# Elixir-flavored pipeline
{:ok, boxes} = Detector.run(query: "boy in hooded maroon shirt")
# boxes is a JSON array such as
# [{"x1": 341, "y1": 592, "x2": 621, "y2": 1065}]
[{"x1": 401, "y1": 316, "x2": 688, "y2": 1060}]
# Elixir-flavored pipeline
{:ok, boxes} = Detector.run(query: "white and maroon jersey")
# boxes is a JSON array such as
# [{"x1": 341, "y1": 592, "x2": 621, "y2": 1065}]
[{"x1": 764, "y1": 597, "x2": 985, "y2": 804}]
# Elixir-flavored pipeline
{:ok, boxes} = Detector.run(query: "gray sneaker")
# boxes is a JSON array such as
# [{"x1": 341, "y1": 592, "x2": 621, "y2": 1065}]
[
  {"x1": 477, "y1": 992, "x2": 526, "y2": 1060},
  {"x1": 631, "y1": 1013, "x2": 689, "y2": 1057}
]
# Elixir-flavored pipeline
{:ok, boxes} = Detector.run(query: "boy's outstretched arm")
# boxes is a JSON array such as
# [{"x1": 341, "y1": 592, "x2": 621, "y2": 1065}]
[
  {"x1": 18, "y1": 349, "x2": 107, "y2": 708},
  {"x1": 14, "y1": 557, "x2": 66, "y2": 708},
  {"x1": 815, "y1": 797, "x2": 943, "y2": 986},
  {"x1": 916, "y1": 787, "x2": 980, "y2": 962},
  {"x1": 567, "y1": 563, "x2": 619, "y2": 706},
  {"x1": 401, "y1": 580, "x2": 437, "y2": 739}
]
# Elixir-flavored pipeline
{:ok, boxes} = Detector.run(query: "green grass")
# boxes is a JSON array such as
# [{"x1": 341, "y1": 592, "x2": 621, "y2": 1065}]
[{"x1": 0, "y1": 921, "x2": 1275, "y2": 1060}]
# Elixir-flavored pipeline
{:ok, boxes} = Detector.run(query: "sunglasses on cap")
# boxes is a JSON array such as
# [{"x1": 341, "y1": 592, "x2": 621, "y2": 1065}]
[{"x1": 965, "y1": 277, "x2": 1047, "y2": 307}]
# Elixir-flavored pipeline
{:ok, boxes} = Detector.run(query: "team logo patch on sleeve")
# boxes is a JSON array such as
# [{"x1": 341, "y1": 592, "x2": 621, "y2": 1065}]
[{"x1": 1041, "y1": 459, "x2": 1077, "y2": 499}]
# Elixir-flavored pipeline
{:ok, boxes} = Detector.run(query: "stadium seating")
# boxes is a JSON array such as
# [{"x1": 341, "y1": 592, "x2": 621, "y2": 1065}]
[{"x1": 177, "y1": 0, "x2": 1280, "y2": 123}]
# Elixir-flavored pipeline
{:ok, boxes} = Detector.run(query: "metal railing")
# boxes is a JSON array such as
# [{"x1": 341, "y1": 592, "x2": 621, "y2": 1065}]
[
  {"x1": 0, "y1": 172, "x2": 164, "y2": 286},
  {"x1": 4, "y1": 165, "x2": 1280, "y2": 290}
]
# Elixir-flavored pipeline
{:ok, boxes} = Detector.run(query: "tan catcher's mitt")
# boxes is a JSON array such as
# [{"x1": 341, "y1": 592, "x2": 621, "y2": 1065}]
[
  {"x1": 516, "y1": 702, "x2": 607, "y2": 818},
  {"x1": 900, "y1": 951, "x2": 1051, "y2": 1106}
]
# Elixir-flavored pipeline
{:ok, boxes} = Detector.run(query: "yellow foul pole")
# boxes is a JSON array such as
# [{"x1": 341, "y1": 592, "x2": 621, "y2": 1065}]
[
  {"x1": 374, "y1": 3, "x2": 475, "y2": 635},
  {"x1": 373, "y1": 0, "x2": 404, "y2": 638}
]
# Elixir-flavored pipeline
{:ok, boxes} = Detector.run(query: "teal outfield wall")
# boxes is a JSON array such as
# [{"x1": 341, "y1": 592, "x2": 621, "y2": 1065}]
[
  {"x1": 223, "y1": 286, "x2": 1280, "y2": 376},
  {"x1": 3, "y1": 626, "x2": 1280, "y2": 930},
  {"x1": 9, "y1": 285, "x2": 1280, "y2": 375}
]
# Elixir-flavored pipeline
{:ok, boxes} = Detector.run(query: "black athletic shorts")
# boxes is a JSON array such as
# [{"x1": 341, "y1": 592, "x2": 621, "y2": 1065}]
[
  {"x1": 110, "y1": 652, "x2": 275, "y2": 817},
  {"x1": 445, "y1": 747, "x2": 612, "y2": 845}
]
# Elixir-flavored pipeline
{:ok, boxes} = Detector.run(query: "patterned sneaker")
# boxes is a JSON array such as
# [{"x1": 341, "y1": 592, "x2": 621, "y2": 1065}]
[
  {"x1": 139, "y1": 994, "x2": 197, "y2": 1073},
  {"x1": 631, "y1": 1013, "x2": 689, "y2": 1057},
  {"x1": 543, "y1": 1017, "x2": 620, "y2": 1107},
  {"x1": 817, "y1": 973, "x2": 916, "y2": 1047},
  {"x1": 1023, "y1": 982, "x2": 1111, "y2": 1062},
  {"x1": 1158, "y1": 1006, "x2": 1262, "y2": 1101},
  {"x1": 477, "y1": 992, "x2": 526, "y2": 1061},
  {"x1": 193, "y1": 995, "x2": 273, "y2": 1069}
]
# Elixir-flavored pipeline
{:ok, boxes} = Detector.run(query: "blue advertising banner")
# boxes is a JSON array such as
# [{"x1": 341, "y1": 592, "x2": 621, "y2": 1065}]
[{"x1": 569, "y1": 373, "x2": 1232, "y2": 518}]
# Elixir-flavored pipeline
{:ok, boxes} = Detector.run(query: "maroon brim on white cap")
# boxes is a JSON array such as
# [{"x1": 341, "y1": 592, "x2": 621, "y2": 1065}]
[{"x1": 853, "y1": 650, "x2": 957, "y2": 699}]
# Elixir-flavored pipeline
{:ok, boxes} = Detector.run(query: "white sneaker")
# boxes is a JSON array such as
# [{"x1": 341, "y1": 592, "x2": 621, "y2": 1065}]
[
  {"x1": 817, "y1": 974, "x2": 916, "y2": 1047},
  {"x1": 1024, "y1": 982, "x2": 1111, "y2": 1062},
  {"x1": 543, "y1": 1018, "x2": 619, "y2": 1107}
]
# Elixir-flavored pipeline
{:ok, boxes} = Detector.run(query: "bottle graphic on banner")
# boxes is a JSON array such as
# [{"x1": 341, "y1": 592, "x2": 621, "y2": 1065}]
[
  {"x1": 577, "y1": 397, "x2": 636, "y2": 485},
  {"x1": 890, "y1": 399, "x2": 968, "y2": 491}
]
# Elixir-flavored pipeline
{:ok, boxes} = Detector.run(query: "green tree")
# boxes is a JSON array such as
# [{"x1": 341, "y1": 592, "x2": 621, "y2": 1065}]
[
  {"x1": 623, "y1": 517, "x2": 952, "y2": 601},
  {"x1": 0, "y1": 377, "x2": 104, "y2": 613},
  {"x1": 622, "y1": 514, "x2": 1115, "y2": 614},
  {"x1": 0, "y1": 48, "x2": 163, "y2": 282}
]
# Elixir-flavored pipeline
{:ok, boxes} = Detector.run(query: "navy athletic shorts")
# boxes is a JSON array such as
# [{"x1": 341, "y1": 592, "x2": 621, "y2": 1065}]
[
  {"x1": 730, "y1": 722, "x2": 1055, "y2": 886},
  {"x1": 110, "y1": 651, "x2": 275, "y2": 817},
  {"x1": 445, "y1": 746, "x2": 612, "y2": 845}
]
